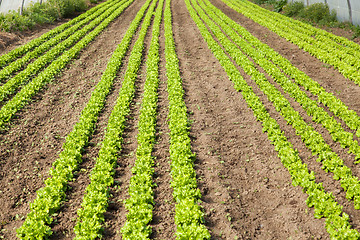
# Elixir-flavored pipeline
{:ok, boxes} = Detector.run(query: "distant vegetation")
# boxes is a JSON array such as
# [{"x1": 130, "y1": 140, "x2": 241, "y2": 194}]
[
  {"x1": 283, "y1": 1, "x2": 336, "y2": 24},
  {"x1": 0, "y1": 0, "x2": 101, "y2": 32},
  {"x1": 252, "y1": 0, "x2": 360, "y2": 39}
]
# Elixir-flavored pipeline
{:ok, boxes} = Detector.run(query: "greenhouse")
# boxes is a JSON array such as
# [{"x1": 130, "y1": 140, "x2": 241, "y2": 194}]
[{"x1": 0, "y1": 0, "x2": 43, "y2": 13}]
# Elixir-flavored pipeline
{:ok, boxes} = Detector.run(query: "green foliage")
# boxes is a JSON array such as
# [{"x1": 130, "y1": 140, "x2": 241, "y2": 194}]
[
  {"x1": 255, "y1": 0, "x2": 336, "y2": 25},
  {"x1": 165, "y1": 0, "x2": 210, "y2": 238},
  {"x1": 0, "y1": 0, "x2": 89, "y2": 32},
  {"x1": 74, "y1": 0, "x2": 88, "y2": 12},
  {"x1": 73, "y1": 0, "x2": 153, "y2": 238},
  {"x1": 282, "y1": 1, "x2": 304, "y2": 17},
  {"x1": 48, "y1": 0, "x2": 87, "y2": 18},
  {"x1": 253, "y1": 0, "x2": 267, "y2": 4},
  {"x1": 0, "y1": 1, "x2": 117, "y2": 105},
  {"x1": 15, "y1": 0, "x2": 135, "y2": 237},
  {"x1": 352, "y1": 25, "x2": 360, "y2": 39},
  {"x1": 49, "y1": 0, "x2": 76, "y2": 17},
  {"x1": 188, "y1": 0, "x2": 360, "y2": 238},
  {"x1": 253, "y1": 0, "x2": 289, "y2": 12},
  {"x1": 24, "y1": 2, "x2": 60, "y2": 24},
  {"x1": 0, "y1": 0, "x2": 128, "y2": 129},
  {"x1": 0, "y1": 11, "x2": 34, "y2": 31},
  {"x1": 272, "y1": 0, "x2": 286, "y2": 12},
  {"x1": 298, "y1": 2, "x2": 336, "y2": 24},
  {"x1": 257, "y1": 0, "x2": 359, "y2": 39},
  {"x1": 0, "y1": 0, "x2": 111, "y2": 69},
  {"x1": 225, "y1": 0, "x2": 360, "y2": 90}
]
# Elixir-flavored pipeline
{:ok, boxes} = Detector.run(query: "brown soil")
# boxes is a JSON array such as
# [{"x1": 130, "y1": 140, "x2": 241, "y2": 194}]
[
  {"x1": 0, "y1": 0, "x2": 106, "y2": 52},
  {"x1": 0, "y1": 18, "x2": 81, "y2": 53},
  {"x1": 205, "y1": 0, "x2": 360, "y2": 237},
  {"x1": 0, "y1": 0, "x2": 146, "y2": 238},
  {"x1": 0, "y1": 32, "x2": 20, "y2": 51},
  {"x1": 0, "y1": 0, "x2": 360, "y2": 239},
  {"x1": 149, "y1": 20, "x2": 176, "y2": 239},
  {"x1": 254, "y1": 0, "x2": 360, "y2": 45}
]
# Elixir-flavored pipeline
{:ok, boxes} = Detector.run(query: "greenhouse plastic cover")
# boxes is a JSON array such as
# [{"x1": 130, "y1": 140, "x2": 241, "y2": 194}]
[
  {"x1": 0, "y1": 0, "x2": 42, "y2": 13},
  {"x1": 1, "y1": 0, "x2": 359, "y2": 26},
  {"x1": 288, "y1": 0, "x2": 360, "y2": 26}
]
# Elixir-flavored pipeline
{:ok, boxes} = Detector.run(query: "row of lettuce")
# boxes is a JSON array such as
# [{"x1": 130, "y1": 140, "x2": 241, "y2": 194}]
[
  {"x1": 186, "y1": 0, "x2": 360, "y2": 238},
  {"x1": 0, "y1": 0, "x2": 112, "y2": 68},
  {"x1": 199, "y1": 0, "x2": 360, "y2": 209},
  {"x1": 16, "y1": 0, "x2": 210, "y2": 238},
  {"x1": 164, "y1": 0, "x2": 210, "y2": 237},
  {"x1": 15, "y1": 0, "x2": 141, "y2": 237},
  {"x1": 116, "y1": 0, "x2": 162, "y2": 237},
  {"x1": 0, "y1": 0, "x2": 127, "y2": 105},
  {"x1": 205, "y1": 0, "x2": 360, "y2": 166},
  {"x1": 75, "y1": 0, "x2": 156, "y2": 237},
  {"x1": 0, "y1": 0, "x2": 132, "y2": 129},
  {"x1": 222, "y1": 0, "x2": 360, "y2": 86},
  {"x1": 0, "y1": 0, "x2": 115, "y2": 83}
]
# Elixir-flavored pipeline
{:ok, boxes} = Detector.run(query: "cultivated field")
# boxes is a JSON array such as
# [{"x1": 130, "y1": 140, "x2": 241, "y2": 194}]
[{"x1": 0, "y1": 0, "x2": 359, "y2": 239}]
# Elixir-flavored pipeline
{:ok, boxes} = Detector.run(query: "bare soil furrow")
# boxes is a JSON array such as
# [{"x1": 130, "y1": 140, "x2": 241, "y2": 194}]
[
  {"x1": 149, "y1": 19, "x2": 176, "y2": 239},
  {"x1": 101, "y1": 10, "x2": 153, "y2": 238},
  {"x1": 0, "y1": 0, "x2": 145, "y2": 238},
  {"x1": 1, "y1": 0, "x2": 360, "y2": 238},
  {"x1": 173, "y1": 0, "x2": 332, "y2": 239},
  {"x1": 209, "y1": 0, "x2": 360, "y2": 118},
  {"x1": 208, "y1": 2, "x2": 360, "y2": 231}
]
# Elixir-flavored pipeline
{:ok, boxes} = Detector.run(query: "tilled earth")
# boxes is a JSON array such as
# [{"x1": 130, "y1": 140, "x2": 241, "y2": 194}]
[{"x1": 0, "y1": 0, "x2": 359, "y2": 239}]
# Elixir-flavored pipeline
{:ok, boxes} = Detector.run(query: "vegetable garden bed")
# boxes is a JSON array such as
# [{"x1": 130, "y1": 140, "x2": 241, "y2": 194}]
[{"x1": 0, "y1": 0, "x2": 359, "y2": 239}]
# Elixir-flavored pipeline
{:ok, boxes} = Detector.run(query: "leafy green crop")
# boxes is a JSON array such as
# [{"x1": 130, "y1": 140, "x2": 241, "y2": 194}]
[
  {"x1": 164, "y1": 0, "x2": 210, "y2": 238},
  {"x1": 16, "y1": 0, "x2": 136, "y2": 238},
  {"x1": 186, "y1": 0, "x2": 360, "y2": 238},
  {"x1": 0, "y1": 0, "x2": 134, "y2": 129},
  {"x1": 120, "y1": 0, "x2": 164, "y2": 238},
  {"x1": 221, "y1": 1, "x2": 360, "y2": 141},
  {"x1": 201, "y1": 0, "x2": 360, "y2": 163},
  {"x1": 0, "y1": 0, "x2": 118, "y2": 83},
  {"x1": 74, "y1": 0, "x2": 157, "y2": 237},
  {"x1": 223, "y1": 0, "x2": 360, "y2": 85},
  {"x1": 194, "y1": 0, "x2": 360, "y2": 211},
  {"x1": 0, "y1": 0, "x2": 113, "y2": 69},
  {"x1": 0, "y1": 0, "x2": 125, "y2": 105}
]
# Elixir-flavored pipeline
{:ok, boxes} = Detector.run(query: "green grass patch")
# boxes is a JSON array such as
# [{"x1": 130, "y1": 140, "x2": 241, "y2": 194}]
[{"x1": 0, "y1": 0, "x2": 99, "y2": 32}]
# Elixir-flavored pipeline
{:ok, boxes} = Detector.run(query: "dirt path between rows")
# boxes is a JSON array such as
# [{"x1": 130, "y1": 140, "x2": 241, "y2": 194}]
[
  {"x1": 209, "y1": 0, "x2": 360, "y2": 119},
  {"x1": 208, "y1": 0, "x2": 360, "y2": 231},
  {"x1": 0, "y1": 0, "x2": 145, "y2": 237},
  {"x1": 148, "y1": 18, "x2": 176, "y2": 239},
  {"x1": 1, "y1": 0, "x2": 360, "y2": 238},
  {"x1": 0, "y1": 1, "x2": 105, "y2": 53},
  {"x1": 171, "y1": 0, "x2": 330, "y2": 238}
]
